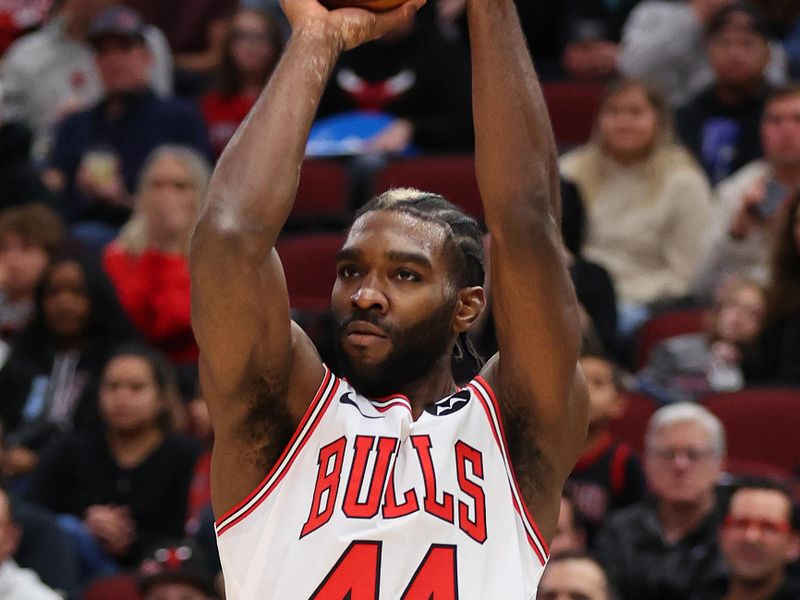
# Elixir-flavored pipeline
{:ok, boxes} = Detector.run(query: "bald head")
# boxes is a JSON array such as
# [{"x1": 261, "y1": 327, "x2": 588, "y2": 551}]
[{"x1": 539, "y1": 555, "x2": 611, "y2": 600}]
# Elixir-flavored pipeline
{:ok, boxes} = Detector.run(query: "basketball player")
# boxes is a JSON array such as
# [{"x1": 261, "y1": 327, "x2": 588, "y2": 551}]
[{"x1": 189, "y1": 0, "x2": 589, "y2": 596}]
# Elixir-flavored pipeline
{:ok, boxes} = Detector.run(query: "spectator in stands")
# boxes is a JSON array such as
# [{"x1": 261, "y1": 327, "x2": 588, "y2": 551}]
[
  {"x1": 566, "y1": 349, "x2": 646, "y2": 542},
  {"x1": 0, "y1": 252, "x2": 136, "y2": 478},
  {"x1": 103, "y1": 146, "x2": 209, "y2": 365},
  {"x1": 138, "y1": 538, "x2": 219, "y2": 600},
  {"x1": 0, "y1": 204, "x2": 64, "y2": 343},
  {"x1": 26, "y1": 344, "x2": 200, "y2": 578},
  {"x1": 0, "y1": 487, "x2": 62, "y2": 600},
  {"x1": 1, "y1": 0, "x2": 173, "y2": 162},
  {"x1": 315, "y1": 14, "x2": 473, "y2": 154},
  {"x1": 561, "y1": 178, "x2": 618, "y2": 356},
  {"x1": 549, "y1": 494, "x2": 587, "y2": 557},
  {"x1": 694, "y1": 86, "x2": 800, "y2": 299},
  {"x1": 676, "y1": 3, "x2": 774, "y2": 185},
  {"x1": 618, "y1": 0, "x2": 787, "y2": 108},
  {"x1": 692, "y1": 479, "x2": 800, "y2": 600},
  {"x1": 44, "y1": 5, "x2": 210, "y2": 250},
  {"x1": 638, "y1": 277, "x2": 766, "y2": 404},
  {"x1": 538, "y1": 552, "x2": 613, "y2": 600},
  {"x1": 595, "y1": 402, "x2": 727, "y2": 600},
  {"x1": 124, "y1": 0, "x2": 238, "y2": 97},
  {"x1": 560, "y1": 78, "x2": 711, "y2": 337},
  {"x1": 744, "y1": 192, "x2": 800, "y2": 385},
  {"x1": 0, "y1": 121, "x2": 55, "y2": 210},
  {"x1": 559, "y1": 0, "x2": 639, "y2": 81},
  {"x1": 200, "y1": 8, "x2": 284, "y2": 158}
]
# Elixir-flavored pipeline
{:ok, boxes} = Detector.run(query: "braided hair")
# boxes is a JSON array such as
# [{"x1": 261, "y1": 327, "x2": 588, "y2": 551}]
[{"x1": 350, "y1": 188, "x2": 486, "y2": 370}]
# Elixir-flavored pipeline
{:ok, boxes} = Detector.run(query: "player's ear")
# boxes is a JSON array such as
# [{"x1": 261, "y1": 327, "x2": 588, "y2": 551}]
[{"x1": 453, "y1": 286, "x2": 485, "y2": 334}]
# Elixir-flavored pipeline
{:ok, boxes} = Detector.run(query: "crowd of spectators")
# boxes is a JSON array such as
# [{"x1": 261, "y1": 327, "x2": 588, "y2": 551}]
[{"x1": 0, "y1": 0, "x2": 799, "y2": 598}]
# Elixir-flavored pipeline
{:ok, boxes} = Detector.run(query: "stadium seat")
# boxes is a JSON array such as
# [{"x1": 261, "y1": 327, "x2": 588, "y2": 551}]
[
  {"x1": 289, "y1": 159, "x2": 350, "y2": 228},
  {"x1": 702, "y1": 388, "x2": 800, "y2": 473},
  {"x1": 541, "y1": 81, "x2": 606, "y2": 148},
  {"x1": 372, "y1": 156, "x2": 483, "y2": 223},
  {"x1": 83, "y1": 574, "x2": 142, "y2": 600},
  {"x1": 608, "y1": 391, "x2": 657, "y2": 454},
  {"x1": 276, "y1": 232, "x2": 345, "y2": 312},
  {"x1": 634, "y1": 307, "x2": 708, "y2": 371}
]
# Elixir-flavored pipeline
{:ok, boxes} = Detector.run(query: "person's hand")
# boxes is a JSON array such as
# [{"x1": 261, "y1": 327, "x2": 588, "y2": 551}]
[
  {"x1": 85, "y1": 505, "x2": 136, "y2": 557},
  {"x1": 729, "y1": 178, "x2": 767, "y2": 239},
  {"x1": 710, "y1": 340, "x2": 741, "y2": 364},
  {"x1": 281, "y1": 0, "x2": 425, "y2": 52},
  {"x1": 2, "y1": 446, "x2": 38, "y2": 477},
  {"x1": 76, "y1": 152, "x2": 127, "y2": 206},
  {"x1": 366, "y1": 118, "x2": 413, "y2": 153}
]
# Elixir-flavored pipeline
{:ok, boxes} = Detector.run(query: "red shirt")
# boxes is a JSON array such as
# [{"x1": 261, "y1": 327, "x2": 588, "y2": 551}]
[
  {"x1": 103, "y1": 242, "x2": 198, "y2": 364},
  {"x1": 200, "y1": 90, "x2": 257, "y2": 158}
]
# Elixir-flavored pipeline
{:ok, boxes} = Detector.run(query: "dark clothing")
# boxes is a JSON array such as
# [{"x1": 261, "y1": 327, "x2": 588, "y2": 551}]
[
  {"x1": 26, "y1": 430, "x2": 200, "y2": 566},
  {"x1": 743, "y1": 314, "x2": 800, "y2": 385},
  {"x1": 317, "y1": 20, "x2": 473, "y2": 152},
  {"x1": 571, "y1": 258, "x2": 619, "y2": 355},
  {"x1": 691, "y1": 575, "x2": 800, "y2": 600},
  {"x1": 566, "y1": 433, "x2": 646, "y2": 544},
  {"x1": 14, "y1": 498, "x2": 80, "y2": 600},
  {"x1": 676, "y1": 86, "x2": 768, "y2": 184},
  {"x1": 594, "y1": 499, "x2": 725, "y2": 600},
  {"x1": 48, "y1": 89, "x2": 211, "y2": 224},
  {"x1": 0, "y1": 122, "x2": 54, "y2": 210}
]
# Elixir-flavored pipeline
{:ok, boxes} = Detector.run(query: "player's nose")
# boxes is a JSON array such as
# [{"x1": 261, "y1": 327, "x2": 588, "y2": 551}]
[{"x1": 351, "y1": 277, "x2": 388, "y2": 313}]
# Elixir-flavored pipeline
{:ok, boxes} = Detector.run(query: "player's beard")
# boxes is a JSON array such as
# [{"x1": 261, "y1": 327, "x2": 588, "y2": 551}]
[{"x1": 334, "y1": 298, "x2": 456, "y2": 399}]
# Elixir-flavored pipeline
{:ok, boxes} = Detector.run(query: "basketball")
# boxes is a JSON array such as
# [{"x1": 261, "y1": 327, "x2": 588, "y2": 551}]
[{"x1": 321, "y1": 0, "x2": 407, "y2": 12}]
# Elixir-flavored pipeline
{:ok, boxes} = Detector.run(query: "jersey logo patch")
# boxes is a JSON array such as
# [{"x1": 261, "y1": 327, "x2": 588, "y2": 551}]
[
  {"x1": 425, "y1": 389, "x2": 471, "y2": 416},
  {"x1": 339, "y1": 392, "x2": 385, "y2": 419}
]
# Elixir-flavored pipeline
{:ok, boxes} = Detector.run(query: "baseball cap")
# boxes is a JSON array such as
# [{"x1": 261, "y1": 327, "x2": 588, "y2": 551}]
[
  {"x1": 138, "y1": 539, "x2": 218, "y2": 598},
  {"x1": 706, "y1": 2, "x2": 771, "y2": 40},
  {"x1": 87, "y1": 6, "x2": 147, "y2": 47}
]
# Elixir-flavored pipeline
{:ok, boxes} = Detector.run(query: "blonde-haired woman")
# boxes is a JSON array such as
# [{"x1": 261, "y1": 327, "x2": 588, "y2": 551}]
[
  {"x1": 103, "y1": 146, "x2": 210, "y2": 364},
  {"x1": 560, "y1": 78, "x2": 711, "y2": 337}
]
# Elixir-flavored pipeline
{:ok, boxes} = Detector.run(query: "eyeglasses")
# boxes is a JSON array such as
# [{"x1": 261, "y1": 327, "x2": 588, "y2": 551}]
[
  {"x1": 724, "y1": 516, "x2": 793, "y2": 536},
  {"x1": 647, "y1": 447, "x2": 717, "y2": 463}
]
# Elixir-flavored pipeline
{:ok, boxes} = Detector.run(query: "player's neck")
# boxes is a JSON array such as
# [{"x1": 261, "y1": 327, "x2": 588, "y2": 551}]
[{"x1": 396, "y1": 356, "x2": 458, "y2": 420}]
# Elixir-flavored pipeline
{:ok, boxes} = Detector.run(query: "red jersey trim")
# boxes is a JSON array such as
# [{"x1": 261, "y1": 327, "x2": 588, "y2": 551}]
[
  {"x1": 573, "y1": 431, "x2": 614, "y2": 472},
  {"x1": 215, "y1": 366, "x2": 340, "y2": 536},
  {"x1": 469, "y1": 377, "x2": 549, "y2": 565}
]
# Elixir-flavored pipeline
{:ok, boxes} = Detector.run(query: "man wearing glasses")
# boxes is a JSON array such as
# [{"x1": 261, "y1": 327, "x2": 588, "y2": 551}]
[
  {"x1": 595, "y1": 403, "x2": 728, "y2": 600},
  {"x1": 693, "y1": 479, "x2": 800, "y2": 600}
]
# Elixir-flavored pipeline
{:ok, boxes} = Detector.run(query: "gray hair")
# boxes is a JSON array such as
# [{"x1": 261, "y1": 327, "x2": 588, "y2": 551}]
[
  {"x1": 116, "y1": 145, "x2": 211, "y2": 255},
  {"x1": 645, "y1": 402, "x2": 727, "y2": 456}
]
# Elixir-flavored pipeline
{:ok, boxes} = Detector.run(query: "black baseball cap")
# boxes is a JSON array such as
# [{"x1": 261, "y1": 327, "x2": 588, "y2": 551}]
[
  {"x1": 138, "y1": 539, "x2": 218, "y2": 598},
  {"x1": 706, "y1": 2, "x2": 771, "y2": 40},
  {"x1": 87, "y1": 5, "x2": 147, "y2": 47}
]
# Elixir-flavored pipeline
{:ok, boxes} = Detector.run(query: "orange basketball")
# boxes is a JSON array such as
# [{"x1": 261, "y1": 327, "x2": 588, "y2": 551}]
[{"x1": 321, "y1": 0, "x2": 407, "y2": 12}]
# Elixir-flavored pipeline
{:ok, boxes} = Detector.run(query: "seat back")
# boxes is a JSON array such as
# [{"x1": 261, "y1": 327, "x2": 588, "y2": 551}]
[
  {"x1": 276, "y1": 232, "x2": 345, "y2": 312},
  {"x1": 372, "y1": 156, "x2": 483, "y2": 223},
  {"x1": 83, "y1": 574, "x2": 142, "y2": 600},
  {"x1": 635, "y1": 308, "x2": 708, "y2": 371},
  {"x1": 541, "y1": 81, "x2": 605, "y2": 148},
  {"x1": 290, "y1": 159, "x2": 350, "y2": 228},
  {"x1": 607, "y1": 392, "x2": 657, "y2": 455}
]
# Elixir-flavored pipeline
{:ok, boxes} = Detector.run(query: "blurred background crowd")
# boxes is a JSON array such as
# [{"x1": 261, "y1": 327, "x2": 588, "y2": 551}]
[{"x1": 0, "y1": 0, "x2": 799, "y2": 598}]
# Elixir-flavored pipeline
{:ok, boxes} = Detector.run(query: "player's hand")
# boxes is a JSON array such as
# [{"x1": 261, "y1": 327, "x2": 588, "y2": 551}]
[{"x1": 281, "y1": 0, "x2": 425, "y2": 52}]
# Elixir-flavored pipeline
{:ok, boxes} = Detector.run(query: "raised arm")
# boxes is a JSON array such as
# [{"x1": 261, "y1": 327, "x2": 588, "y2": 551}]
[
  {"x1": 190, "y1": 0, "x2": 421, "y2": 515},
  {"x1": 469, "y1": 0, "x2": 588, "y2": 542}
]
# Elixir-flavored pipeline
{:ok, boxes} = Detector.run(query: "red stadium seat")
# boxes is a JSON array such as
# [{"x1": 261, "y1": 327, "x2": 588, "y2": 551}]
[
  {"x1": 290, "y1": 159, "x2": 350, "y2": 227},
  {"x1": 634, "y1": 308, "x2": 708, "y2": 371},
  {"x1": 83, "y1": 574, "x2": 142, "y2": 600},
  {"x1": 276, "y1": 232, "x2": 346, "y2": 312},
  {"x1": 702, "y1": 388, "x2": 800, "y2": 473},
  {"x1": 372, "y1": 156, "x2": 483, "y2": 223},
  {"x1": 541, "y1": 82, "x2": 606, "y2": 148},
  {"x1": 607, "y1": 392, "x2": 657, "y2": 454}
]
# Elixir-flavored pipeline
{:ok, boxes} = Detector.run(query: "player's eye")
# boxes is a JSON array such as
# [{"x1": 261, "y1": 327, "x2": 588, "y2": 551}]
[
  {"x1": 338, "y1": 264, "x2": 359, "y2": 278},
  {"x1": 395, "y1": 269, "x2": 420, "y2": 282}
]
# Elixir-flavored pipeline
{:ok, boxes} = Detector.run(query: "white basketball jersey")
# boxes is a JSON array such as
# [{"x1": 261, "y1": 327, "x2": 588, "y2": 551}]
[{"x1": 215, "y1": 366, "x2": 549, "y2": 599}]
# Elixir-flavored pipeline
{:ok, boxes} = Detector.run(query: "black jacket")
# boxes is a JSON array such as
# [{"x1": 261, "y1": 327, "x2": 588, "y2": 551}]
[{"x1": 594, "y1": 499, "x2": 726, "y2": 600}]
